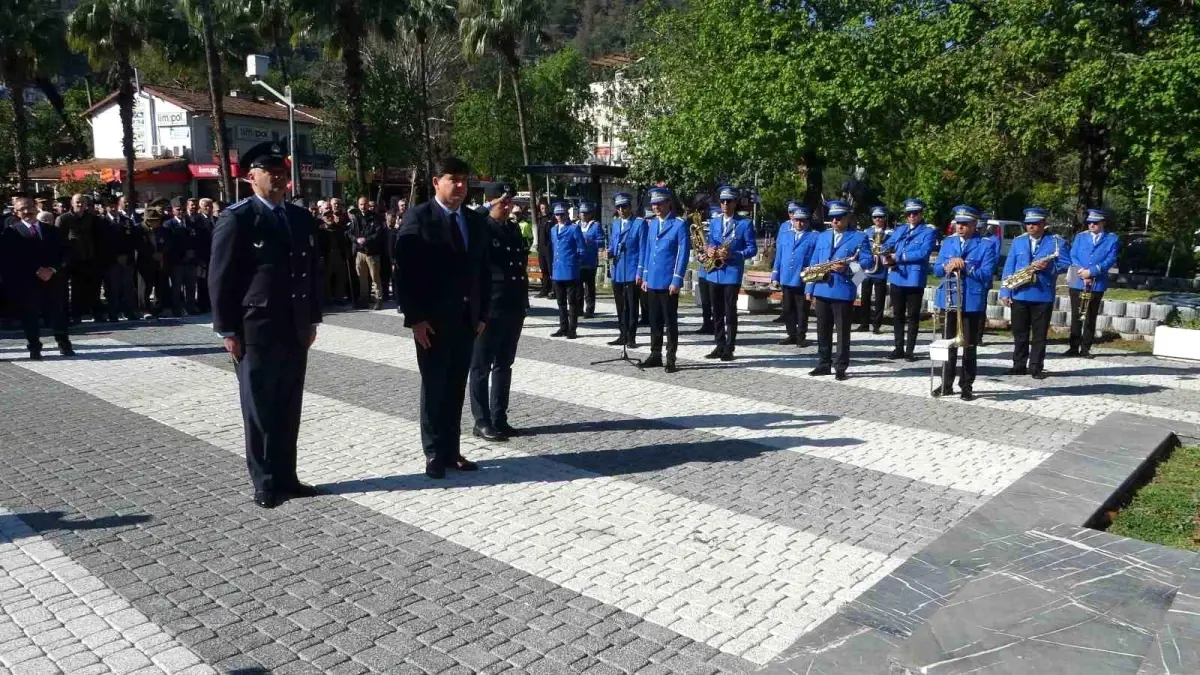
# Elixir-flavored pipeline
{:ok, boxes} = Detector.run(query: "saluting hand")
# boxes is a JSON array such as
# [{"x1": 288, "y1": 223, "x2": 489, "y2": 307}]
[{"x1": 412, "y1": 321, "x2": 435, "y2": 349}]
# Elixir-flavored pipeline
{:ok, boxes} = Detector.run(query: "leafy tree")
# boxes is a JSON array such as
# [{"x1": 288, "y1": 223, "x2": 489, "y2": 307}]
[
  {"x1": 400, "y1": 0, "x2": 456, "y2": 198},
  {"x1": 1, "y1": 0, "x2": 70, "y2": 190}
]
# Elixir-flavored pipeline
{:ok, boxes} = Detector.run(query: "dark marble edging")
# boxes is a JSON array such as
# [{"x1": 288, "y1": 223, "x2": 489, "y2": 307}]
[{"x1": 759, "y1": 413, "x2": 1200, "y2": 675}]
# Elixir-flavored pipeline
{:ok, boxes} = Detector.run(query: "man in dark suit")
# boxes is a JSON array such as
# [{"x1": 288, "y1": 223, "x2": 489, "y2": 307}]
[
  {"x1": 394, "y1": 156, "x2": 490, "y2": 479},
  {"x1": 0, "y1": 196, "x2": 74, "y2": 359},
  {"x1": 209, "y1": 141, "x2": 323, "y2": 509}
]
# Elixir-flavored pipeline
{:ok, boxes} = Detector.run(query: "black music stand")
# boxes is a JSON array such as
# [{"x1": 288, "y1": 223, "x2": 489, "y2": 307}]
[{"x1": 591, "y1": 335, "x2": 639, "y2": 367}]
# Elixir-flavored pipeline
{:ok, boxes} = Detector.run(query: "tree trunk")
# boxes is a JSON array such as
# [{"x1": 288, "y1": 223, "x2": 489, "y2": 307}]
[
  {"x1": 117, "y1": 49, "x2": 137, "y2": 202},
  {"x1": 274, "y1": 39, "x2": 289, "y2": 87},
  {"x1": 1077, "y1": 115, "x2": 1109, "y2": 230},
  {"x1": 338, "y1": 0, "x2": 368, "y2": 192},
  {"x1": 800, "y1": 150, "x2": 825, "y2": 215},
  {"x1": 10, "y1": 80, "x2": 30, "y2": 192},
  {"x1": 418, "y1": 38, "x2": 434, "y2": 204},
  {"x1": 408, "y1": 165, "x2": 420, "y2": 203},
  {"x1": 509, "y1": 67, "x2": 536, "y2": 206},
  {"x1": 198, "y1": 0, "x2": 233, "y2": 201}
]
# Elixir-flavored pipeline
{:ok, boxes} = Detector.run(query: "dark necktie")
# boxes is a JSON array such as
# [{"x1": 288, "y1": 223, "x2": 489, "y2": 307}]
[
  {"x1": 273, "y1": 206, "x2": 289, "y2": 231},
  {"x1": 448, "y1": 211, "x2": 465, "y2": 251}
]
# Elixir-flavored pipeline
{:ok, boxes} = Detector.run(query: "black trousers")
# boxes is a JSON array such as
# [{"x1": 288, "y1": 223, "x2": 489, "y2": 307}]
[
  {"x1": 580, "y1": 267, "x2": 598, "y2": 315},
  {"x1": 712, "y1": 283, "x2": 740, "y2": 350},
  {"x1": 859, "y1": 277, "x2": 887, "y2": 329},
  {"x1": 890, "y1": 285, "x2": 924, "y2": 354},
  {"x1": 469, "y1": 313, "x2": 524, "y2": 427},
  {"x1": 197, "y1": 265, "x2": 211, "y2": 312},
  {"x1": 639, "y1": 289, "x2": 649, "y2": 325},
  {"x1": 380, "y1": 256, "x2": 392, "y2": 300},
  {"x1": 237, "y1": 343, "x2": 308, "y2": 493},
  {"x1": 138, "y1": 266, "x2": 169, "y2": 315},
  {"x1": 613, "y1": 281, "x2": 640, "y2": 341},
  {"x1": 940, "y1": 311, "x2": 984, "y2": 390},
  {"x1": 781, "y1": 286, "x2": 812, "y2": 341},
  {"x1": 697, "y1": 277, "x2": 713, "y2": 327},
  {"x1": 103, "y1": 261, "x2": 137, "y2": 320},
  {"x1": 554, "y1": 280, "x2": 581, "y2": 333},
  {"x1": 17, "y1": 279, "x2": 69, "y2": 351},
  {"x1": 815, "y1": 297, "x2": 852, "y2": 371},
  {"x1": 415, "y1": 317, "x2": 475, "y2": 461},
  {"x1": 68, "y1": 259, "x2": 101, "y2": 320},
  {"x1": 1069, "y1": 288, "x2": 1105, "y2": 352},
  {"x1": 1011, "y1": 301, "x2": 1052, "y2": 373},
  {"x1": 538, "y1": 248, "x2": 554, "y2": 295},
  {"x1": 647, "y1": 289, "x2": 680, "y2": 359}
]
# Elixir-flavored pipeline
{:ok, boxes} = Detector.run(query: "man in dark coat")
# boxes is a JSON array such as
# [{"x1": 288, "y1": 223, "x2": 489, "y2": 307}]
[
  {"x1": 394, "y1": 156, "x2": 491, "y2": 479},
  {"x1": 209, "y1": 141, "x2": 323, "y2": 509},
  {"x1": 0, "y1": 196, "x2": 74, "y2": 359},
  {"x1": 468, "y1": 182, "x2": 529, "y2": 441}
]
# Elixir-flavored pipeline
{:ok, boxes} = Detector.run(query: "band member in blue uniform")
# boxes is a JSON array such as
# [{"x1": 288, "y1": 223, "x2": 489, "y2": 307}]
[
  {"x1": 693, "y1": 205, "x2": 719, "y2": 335},
  {"x1": 577, "y1": 202, "x2": 605, "y2": 318},
  {"x1": 1066, "y1": 208, "x2": 1120, "y2": 358},
  {"x1": 549, "y1": 202, "x2": 585, "y2": 338},
  {"x1": 209, "y1": 141, "x2": 322, "y2": 508},
  {"x1": 638, "y1": 187, "x2": 690, "y2": 373},
  {"x1": 932, "y1": 206, "x2": 998, "y2": 400},
  {"x1": 806, "y1": 201, "x2": 873, "y2": 380},
  {"x1": 608, "y1": 192, "x2": 646, "y2": 347},
  {"x1": 1000, "y1": 207, "x2": 1070, "y2": 379},
  {"x1": 705, "y1": 186, "x2": 757, "y2": 361},
  {"x1": 883, "y1": 198, "x2": 936, "y2": 360},
  {"x1": 469, "y1": 182, "x2": 528, "y2": 441},
  {"x1": 857, "y1": 205, "x2": 891, "y2": 333},
  {"x1": 772, "y1": 204, "x2": 819, "y2": 347}
]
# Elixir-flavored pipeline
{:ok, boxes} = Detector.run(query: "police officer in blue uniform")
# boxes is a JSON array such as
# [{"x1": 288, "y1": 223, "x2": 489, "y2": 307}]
[
  {"x1": 883, "y1": 198, "x2": 936, "y2": 360},
  {"x1": 209, "y1": 141, "x2": 322, "y2": 508},
  {"x1": 1066, "y1": 208, "x2": 1120, "y2": 358},
  {"x1": 1000, "y1": 207, "x2": 1070, "y2": 379},
  {"x1": 857, "y1": 205, "x2": 891, "y2": 333},
  {"x1": 705, "y1": 186, "x2": 757, "y2": 361},
  {"x1": 806, "y1": 201, "x2": 872, "y2": 379},
  {"x1": 608, "y1": 192, "x2": 646, "y2": 347},
  {"x1": 638, "y1": 187, "x2": 690, "y2": 373},
  {"x1": 549, "y1": 202, "x2": 585, "y2": 338},
  {"x1": 772, "y1": 204, "x2": 819, "y2": 347},
  {"x1": 932, "y1": 206, "x2": 998, "y2": 400},
  {"x1": 469, "y1": 182, "x2": 528, "y2": 441},
  {"x1": 577, "y1": 202, "x2": 605, "y2": 318}
]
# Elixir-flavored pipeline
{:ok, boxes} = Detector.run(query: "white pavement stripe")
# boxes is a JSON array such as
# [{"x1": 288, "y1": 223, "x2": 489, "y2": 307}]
[
  {"x1": 14, "y1": 341, "x2": 904, "y2": 665},
  {"x1": 312, "y1": 323, "x2": 1049, "y2": 495},
  {"x1": 0, "y1": 508, "x2": 214, "y2": 675},
  {"x1": 514, "y1": 299, "x2": 1200, "y2": 428}
]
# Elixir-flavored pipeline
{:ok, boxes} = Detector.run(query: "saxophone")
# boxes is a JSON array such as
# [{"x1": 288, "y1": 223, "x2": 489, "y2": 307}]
[
  {"x1": 801, "y1": 255, "x2": 858, "y2": 283},
  {"x1": 1001, "y1": 236, "x2": 1061, "y2": 291}
]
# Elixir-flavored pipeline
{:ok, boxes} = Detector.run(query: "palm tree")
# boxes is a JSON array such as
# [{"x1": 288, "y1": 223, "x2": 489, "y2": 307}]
[
  {"x1": 0, "y1": 0, "x2": 69, "y2": 191},
  {"x1": 401, "y1": 0, "x2": 455, "y2": 197},
  {"x1": 459, "y1": 0, "x2": 545, "y2": 199},
  {"x1": 294, "y1": 0, "x2": 405, "y2": 192},
  {"x1": 182, "y1": 0, "x2": 241, "y2": 201},
  {"x1": 69, "y1": 0, "x2": 179, "y2": 201},
  {"x1": 244, "y1": 0, "x2": 293, "y2": 86}
]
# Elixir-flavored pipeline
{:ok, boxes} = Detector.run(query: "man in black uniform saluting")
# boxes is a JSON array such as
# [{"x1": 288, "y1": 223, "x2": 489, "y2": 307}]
[
  {"x1": 395, "y1": 157, "x2": 491, "y2": 479},
  {"x1": 209, "y1": 141, "x2": 323, "y2": 509},
  {"x1": 468, "y1": 182, "x2": 528, "y2": 442}
]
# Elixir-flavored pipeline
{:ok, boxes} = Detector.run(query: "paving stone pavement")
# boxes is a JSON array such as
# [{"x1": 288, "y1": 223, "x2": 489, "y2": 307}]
[{"x1": 1, "y1": 301, "x2": 1198, "y2": 674}]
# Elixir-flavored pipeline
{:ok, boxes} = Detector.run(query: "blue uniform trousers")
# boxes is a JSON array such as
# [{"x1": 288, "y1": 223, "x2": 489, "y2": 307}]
[
  {"x1": 581, "y1": 267, "x2": 598, "y2": 316},
  {"x1": 237, "y1": 344, "x2": 307, "y2": 493},
  {"x1": 469, "y1": 313, "x2": 525, "y2": 428},
  {"x1": 613, "y1": 281, "x2": 640, "y2": 342},
  {"x1": 712, "y1": 283, "x2": 740, "y2": 350},
  {"x1": 815, "y1": 298, "x2": 852, "y2": 372},
  {"x1": 1011, "y1": 300, "x2": 1052, "y2": 373},
  {"x1": 1068, "y1": 288, "x2": 1104, "y2": 352},
  {"x1": 858, "y1": 278, "x2": 886, "y2": 330},
  {"x1": 554, "y1": 280, "x2": 581, "y2": 334},
  {"x1": 890, "y1": 286, "x2": 923, "y2": 354},
  {"x1": 648, "y1": 290, "x2": 680, "y2": 359},
  {"x1": 781, "y1": 286, "x2": 811, "y2": 342}
]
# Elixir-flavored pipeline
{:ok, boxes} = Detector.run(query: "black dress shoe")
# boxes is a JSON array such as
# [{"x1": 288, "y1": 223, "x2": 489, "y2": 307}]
[
  {"x1": 772, "y1": 315, "x2": 786, "y2": 323},
  {"x1": 931, "y1": 384, "x2": 953, "y2": 398},
  {"x1": 1031, "y1": 370, "x2": 1049, "y2": 380},
  {"x1": 694, "y1": 325, "x2": 714, "y2": 335},
  {"x1": 607, "y1": 337, "x2": 626, "y2": 346},
  {"x1": 1081, "y1": 351, "x2": 1095, "y2": 359},
  {"x1": 473, "y1": 424, "x2": 507, "y2": 442},
  {"x1": 29, "y1": 350, "x2": 42, "y2": 361},
  {"x1": 777, "y1": 337, "x2": 797, "y2": 346},
  {"x1": 566, "y1": 332, "x2": 578, "y2": 340},
  {"x1": 452, "y1": 455, "x2": 479, "y2": 471},
  {"x1": 285, "y1": 483, "x2": 322, "y2": 498},
  {"x1": 705, "y1": 347, "x2": 724, "y2": 359},
  {"x1": 797, "y1": 338, "x2": 810, "y2": 348},
  {"x1": 887, "y1": 349, "x2": 904, "y2": 359},
  {"x1": 834, "y1": 371, "x2": 848, "y2": 381},
  {"x1": 720, "y1": 351, "x2": 734, "y2": 362},
  {"x1": 639, "y1": 355, "x2": 663, "y2": 369},
  {"x1": 809, "y1": 367, "x2": 832, "y2": 376},
  {"x1": 253, "y1": 491, "x2": 279, "y2": 509},
  {"x1": 960, "y1": 389, "x2": 977, "y2": 401},
  {"x1": 494, "y1": 422, "x2": 520, "y2": 437},
  {"x1": 664, "y1": 360, "x2": 679, "y2": 373},
  {"x1": 425, "y1": 458, "x2": 446, "y2": 479},
  {"x1": 58, "y1": 343, "x2": 75, "y2": 357},
  {"x1": 1063, "y1": 347, "x2": 1080, "y2": 357},
  {"x1": 855, "y1": 325, "x2": 869, "y2": 333},
  {"x1": 550, "y1": 329, "x2": 566, "y2": 337},
  {"x1": 626, "y1": 340, "x2": 639, "y2": 349},
  {"x1": 904, "y1": 354, "x2": 918, "y2": 363},
  {"x1": 583, "y1": 312, "x2": 595, "y2": 319}
]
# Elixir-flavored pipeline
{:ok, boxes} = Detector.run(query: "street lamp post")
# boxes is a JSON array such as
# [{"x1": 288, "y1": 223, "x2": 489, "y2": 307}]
[{"x1": 245, "y1": 55, "x2": 299, "y2": 198}]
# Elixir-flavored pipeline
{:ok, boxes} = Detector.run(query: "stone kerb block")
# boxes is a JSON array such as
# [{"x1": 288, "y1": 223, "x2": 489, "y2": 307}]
[
  {"x1": 1178, "y1": 307, "x2": 1198, "y2": 322},
  {"x1": 988, "y1": 290, "x2": 999, "y2": 304},
  {"x1": 1051, "y1": 310, "x2": 1068, "y2": 327},
  {"x1": 986, "y1": 306, "x2": 1005, "y2": 320},
  {"x1": 1111, "y1": 316, "x2": 1136, "y2": 333},
  {"x1": 1054, "y1": 296, "x2": 1071, "y2": 312},
  {"x1": 1150, "y1": 304, "x2": 1174, "y2": 321},
  {"x1": 1094, "y1": 315, "x2": 1113, "y2": 331},
  {"x1": 1003, "y1": 306, "x2": 1012, "y2": 321},
  {"x1": 1125, "y1": 302, "x2": 1151, "y2": 319},
  {"x1": 1136, "y1": 318, "x2": 1160, "y2": 335},
  {"x1": 1103, "y1": 300, "x2": 1126, "y2": 316}
]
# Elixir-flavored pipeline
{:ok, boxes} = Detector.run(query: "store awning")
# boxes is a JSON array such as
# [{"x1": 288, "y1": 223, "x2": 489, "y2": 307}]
[{"x1": 29, "y1": 158, "x2": 191, "y2": 184}]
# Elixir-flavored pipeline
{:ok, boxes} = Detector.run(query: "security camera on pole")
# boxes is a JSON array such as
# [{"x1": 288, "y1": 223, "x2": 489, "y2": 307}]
[{"x1": 246, "y1": 55, "x2": 298, "y2": 198}]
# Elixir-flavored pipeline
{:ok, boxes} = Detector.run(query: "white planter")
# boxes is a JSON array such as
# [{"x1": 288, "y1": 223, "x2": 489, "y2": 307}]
[
  {"x1": 737, "y1": 294, "x2": 769, "y2": 313},
  {"x1": 1153, "y1": 326, "x2": 1200, "y2": 362}
]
